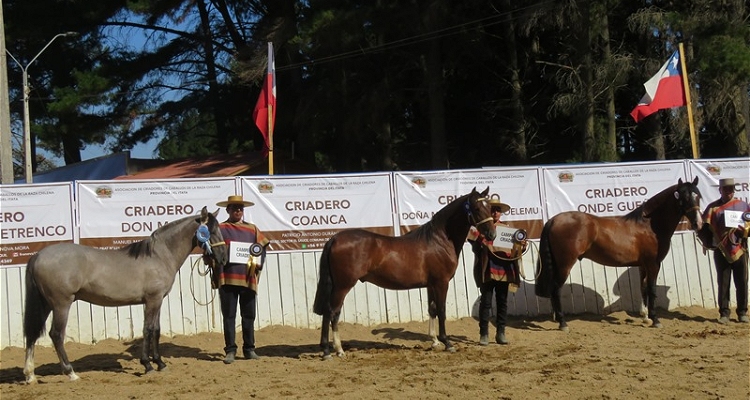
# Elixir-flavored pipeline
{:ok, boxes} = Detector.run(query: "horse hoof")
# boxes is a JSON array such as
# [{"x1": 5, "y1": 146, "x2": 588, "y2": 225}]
[
  {"x1": 336, "y1": 352, "x2": 346, "y2": 358},
  {"x1": 24, "y1": 375, "x2": 38, "y2": 385},
  {"x1": 651, "y1": 322, "x2": 662, "y2": 329},
  {"x1": 68, "y1": 373, "x2": 80, "y2": 382},
  {"x1": 431, "y1": 342, "x2": 441, "y2": 350},
  {"x1": 559, "y1": 326, "x2": 569, "y2": 333},
  {"x1": 445, "y1": 346, "x2": 457, "y2": 353},
  {"x1": 322, "y1": 354, "x2": 332, "y2": 361}
]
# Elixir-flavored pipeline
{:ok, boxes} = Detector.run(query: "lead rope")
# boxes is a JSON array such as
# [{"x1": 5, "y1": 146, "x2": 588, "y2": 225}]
[
  {"x1": 486, "y1": 241, "x2": 541, "y2": 282},
  {"x1": 190, "y1": 256, "x2": 216, "y2": 306}
]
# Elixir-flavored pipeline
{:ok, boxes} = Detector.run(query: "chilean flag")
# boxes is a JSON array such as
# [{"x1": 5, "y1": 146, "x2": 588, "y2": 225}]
[
  {"x1": 630, "y1": 51, "x2": 686, "y2": 123},
  {"x1": 253, "y1": 42, "x2": 276, "y2": 155}
]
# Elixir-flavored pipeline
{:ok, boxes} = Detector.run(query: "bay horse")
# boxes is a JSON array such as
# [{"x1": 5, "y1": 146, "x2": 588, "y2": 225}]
[
  {"x1": 535, "y1": 177, "x2": 703, "y2": 331},
  {"x1": 313, "y1": 187, "x2": 497, "y2": 359},
  {"x1": 23, "y1": 207, "x2": 227, "y2": 383}
]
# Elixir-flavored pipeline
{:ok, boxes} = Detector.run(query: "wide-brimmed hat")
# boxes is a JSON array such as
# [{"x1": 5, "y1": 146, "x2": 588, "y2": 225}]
[
  {"x1": 489, "y1": 198, "x2": 510, "y2": 213},
  {"x1": 719, "y1": 178, "x2": 735, "y2": 189},
  {"x1": 216, "y1": 195, "x2": 255, "y2": 207}
]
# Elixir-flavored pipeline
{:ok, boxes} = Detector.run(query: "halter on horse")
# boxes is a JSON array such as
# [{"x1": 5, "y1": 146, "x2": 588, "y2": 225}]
[
  {"x1": 534, "y1": 177, "x2": 703, "y2": 331},
  {"x1": 23, "y1": 207, "x2": 227, "y2": 383},
  {"x1": 313, "y1": 187, "x2": 497, "y2": 359}
]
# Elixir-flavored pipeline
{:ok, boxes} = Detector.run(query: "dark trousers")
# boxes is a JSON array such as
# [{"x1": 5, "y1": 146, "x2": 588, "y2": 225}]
[
  {"x1": 479, "y1": 280, "x2": 509, "y2": 334},
  {"x1": 713, "y1": 251, "x2": 749, "y2": 318},
  {"x1": 219, "y1": 285, "x2": 257, "y2": 355}
]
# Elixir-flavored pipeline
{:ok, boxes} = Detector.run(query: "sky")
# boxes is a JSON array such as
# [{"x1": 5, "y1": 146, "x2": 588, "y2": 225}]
[{"x1": 80, "y1": 136, "x2": 160, "y2": 161}]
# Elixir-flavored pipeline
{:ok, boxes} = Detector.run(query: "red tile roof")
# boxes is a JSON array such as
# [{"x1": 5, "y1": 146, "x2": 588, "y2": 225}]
[
  {"x1": 115, "y1": 152, "x2": 263, "y2": 180},
  {"x1": 115, "y1": 151, "x2": 320, "y2": 179}
]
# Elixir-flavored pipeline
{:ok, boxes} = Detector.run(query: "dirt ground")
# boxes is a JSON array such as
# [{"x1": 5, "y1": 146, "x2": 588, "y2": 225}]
[{"x1": 1, "y1": 306, "x2": 748, "y2": 399}]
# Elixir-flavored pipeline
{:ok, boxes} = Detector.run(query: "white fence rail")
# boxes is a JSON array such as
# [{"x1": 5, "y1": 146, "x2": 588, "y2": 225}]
[{"x1": 2, "y1": 232, "x2": 734, "y2": 349}]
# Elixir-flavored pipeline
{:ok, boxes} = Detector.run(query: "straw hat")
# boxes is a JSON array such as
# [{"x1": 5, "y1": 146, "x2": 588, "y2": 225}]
[
  {"x1": 719, "y1": 178, "x2": 735, "y2": 190},
  {"x1": 216, "y1": 195, "x2": 255, "y2": 207},
  {"x1": 489, "y1": 198, "x2": 510, "y2": 213}
]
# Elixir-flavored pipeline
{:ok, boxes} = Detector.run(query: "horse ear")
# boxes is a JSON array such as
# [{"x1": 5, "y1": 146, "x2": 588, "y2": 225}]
[
  {"x1": 213, "y1": 208, "x2": 220, "y2": 217},
  {"x1": 678, "y1": 178, "x2": 684, "y2": 185},
  {"x1": 692, "y1": 176, "x2": 698, "y2": 185},
  {"x1": 481, "y1": 186, "x2": 490, "y2": 197},
  {"x1": 200, "y1": 206, "x2": 209, "y2": 224}
]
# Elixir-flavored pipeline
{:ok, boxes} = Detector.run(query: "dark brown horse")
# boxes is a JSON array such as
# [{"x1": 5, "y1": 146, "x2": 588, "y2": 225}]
[
  {"x1": 535, "y1": 177, "x2": 703, "y2": 331},
  {"x1": 313, "y1": 187, "x2": 497, "y2": 359}
]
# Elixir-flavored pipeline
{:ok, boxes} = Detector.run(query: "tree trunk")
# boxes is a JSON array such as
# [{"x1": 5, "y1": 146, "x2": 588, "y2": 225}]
[
  {"x1": 580, "y1": 4, "x2": 596, "y2": 162},
  {"x1": 423, "y1": 1, "x2": 447, "y2": 169},
  {"x1": 600, "y1": 2, "x2": 618, "y2": 161},
  {"x1": 197, "y1": 0, "x2": 229, "y2": 153},
  {"x1": 500, "y1": 0, "x2": 527, "y2": 164}
]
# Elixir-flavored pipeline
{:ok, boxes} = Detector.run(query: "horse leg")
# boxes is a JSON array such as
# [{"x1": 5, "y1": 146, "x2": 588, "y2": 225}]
[
  {"x1": 23, "y1": 344, "x2": 37, "y2": 384},
  {"x1": 548, "y1": 263, "x2": 571, "y2": 332},
  {"x1": 151, "y1": 329, "x2": 167, "y2": 371},
  {"x1": 141, "y1": 302, "x2": 161, "y2": 374},
  {"x1": 23, "y1": 309, "x2": 51, "y2": 384},
  {"x1": 639, "y1": 268, "x2": 661, "y2": 328},
  {"x1": 551, "y1": 284, "x2": 568, "y2": 332},
  {"x1": 331, "y1": 310, "x2": 345, "y2": 357},
  {"x1": 320, "y1": 313, "x2": 332, "y2": 360},
  {"x1": 432, "y1": 283, "x2": 455, "y2": 352},
  {"x1": 49, "y1": 303, "x2": 79, "y2": 381},
  {"x1": 328, "y1": 287, "x2": 350, "y2": 358},
  {"x1": 647, "y1": 279, "x2": 661, "y2": 328},
  {"x1": 427, "y1": 293, "x2": 440, "y2": 349},
  {"x1": 140, "y1": 326, "x2": 154, "y2": 374},
  {"x1": 639, "y1": 272, "x2": 649, "y2": 321},
  {"x1": 151, "y1": 308, "x2": 167, "y2": 371}
]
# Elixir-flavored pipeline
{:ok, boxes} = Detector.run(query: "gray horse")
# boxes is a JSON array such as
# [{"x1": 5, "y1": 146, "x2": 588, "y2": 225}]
[{"x1": 23, "y1": 206, "x2": 227, "y2": 383}]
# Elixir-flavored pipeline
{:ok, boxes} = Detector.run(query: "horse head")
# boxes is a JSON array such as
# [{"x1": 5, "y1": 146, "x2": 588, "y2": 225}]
[
  {"x1": 467, "y1": 187, "x2": 497, "y2": 241},
  {"x1": 675, "y1": 176, "x2": 703, "y2": 231},
  {"x1": 197, "y1": 206, "x2": 228, "y2": 267}
]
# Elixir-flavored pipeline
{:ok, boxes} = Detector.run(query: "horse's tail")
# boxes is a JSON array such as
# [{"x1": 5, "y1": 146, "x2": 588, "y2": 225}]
[
  {"x1": 23, "y1": 254, "x2": 50, "y2": 347},
  {"x1": 313, "y1": 238, "x2": 335, "y2": 316},
  {"x1": 535, "y1": 219, "x2": 556, "y2": 298}
]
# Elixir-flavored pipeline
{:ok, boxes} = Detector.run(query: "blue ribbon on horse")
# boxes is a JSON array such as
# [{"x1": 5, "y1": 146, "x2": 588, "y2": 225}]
[{"x1": 196, "y1": 225, "x2": 213, "y2": 255}]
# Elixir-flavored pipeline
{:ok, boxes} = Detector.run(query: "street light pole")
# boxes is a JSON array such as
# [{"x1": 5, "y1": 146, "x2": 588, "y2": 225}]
[{"x1": 6, "y1": 31, "x2": 77, "y2": 183}]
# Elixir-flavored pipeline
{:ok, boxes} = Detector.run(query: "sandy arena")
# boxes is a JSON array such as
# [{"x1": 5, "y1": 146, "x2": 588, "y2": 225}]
[{"x1": 1, "y1": 306, "x2": 748, "y2": 399}]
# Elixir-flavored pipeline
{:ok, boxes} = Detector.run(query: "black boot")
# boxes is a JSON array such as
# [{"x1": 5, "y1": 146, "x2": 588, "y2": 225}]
[
  {"x1": 495, "y1": 328, "x2": 509, "y2": 345},
  {"x1": 479, "y1": 334, "x2": 489, "y2": 346}
]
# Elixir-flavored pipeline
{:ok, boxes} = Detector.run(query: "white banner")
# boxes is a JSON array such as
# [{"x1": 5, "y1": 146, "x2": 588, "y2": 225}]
[
  {"x1": 688, "y1": 158, "x2": 750, "y2": 205},
  {"x1": 0, "y1": 182, "x2": 75, "y2": 266},
  {"x1": 76, "y1": 178, "x2": 237, "y2": 249},
  {"x1": 394, "y1": 168, "x2": 544, "y2": 237},
  {"x1": 240, "y1": 173, "x2": 395, "y2": 251},
  {"x1": 542, "y1": 161, "x2": 687, "y2": 218}
]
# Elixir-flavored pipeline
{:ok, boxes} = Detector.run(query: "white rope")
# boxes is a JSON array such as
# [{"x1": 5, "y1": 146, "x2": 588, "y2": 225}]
[{"x1": 190, "y1": 256, "x2": 216, "y2": 306}]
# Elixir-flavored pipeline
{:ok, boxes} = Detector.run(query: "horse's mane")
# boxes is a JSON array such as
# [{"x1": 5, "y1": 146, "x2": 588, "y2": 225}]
[
  {"x1": 124, "y1": 214, "x2": 198, "y2": 258},
  {"x1": 623, "y1": 183, "x2": 679, "y2": 222},
  {"x1": 403, "y1": 193, "x2": 470, "y2": 240}
]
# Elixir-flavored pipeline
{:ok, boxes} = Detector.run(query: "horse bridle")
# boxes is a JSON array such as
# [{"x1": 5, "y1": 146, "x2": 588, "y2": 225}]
[
  {"x1": 466, "y1": 197, "x2": 494, "y2": 228},
  {"x1": 195, "y1": 224, "x2": 226, "y2": 259},
  {"x1": 677, "y1": 188, "x2": 702, "y2": 216}
]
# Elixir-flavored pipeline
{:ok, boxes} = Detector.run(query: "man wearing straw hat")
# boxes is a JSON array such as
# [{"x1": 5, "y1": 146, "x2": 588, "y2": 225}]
[
  {"x1": 215, "y1": 194, "x2": 271, "y2": 363},
  {"x1": 467, "y1": 197, "x2": 527, "y2": 345},
  {"x1": 700, "y1": 178, "x2": 750, "y2": 324}
]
